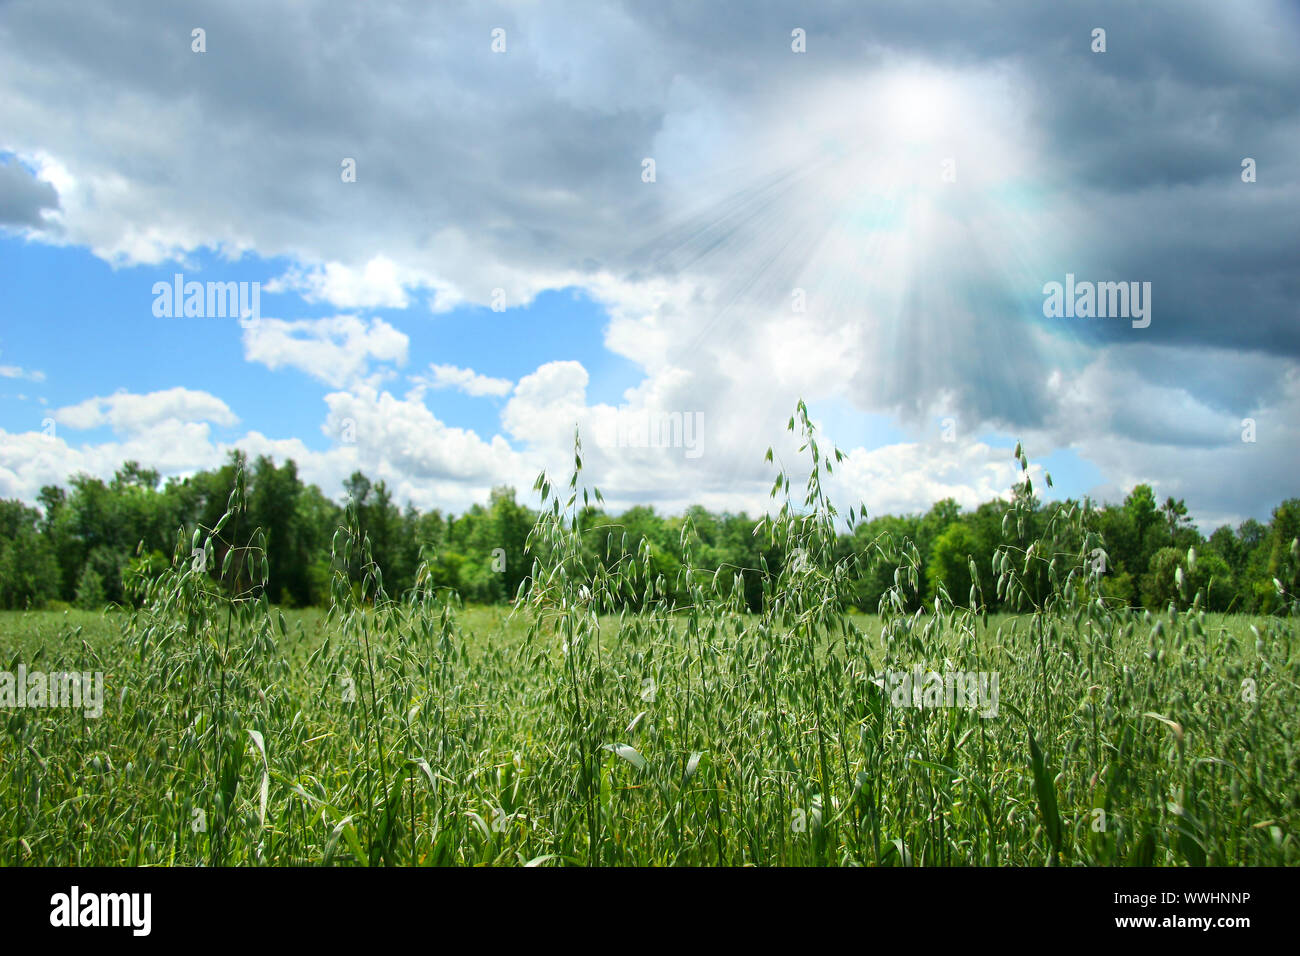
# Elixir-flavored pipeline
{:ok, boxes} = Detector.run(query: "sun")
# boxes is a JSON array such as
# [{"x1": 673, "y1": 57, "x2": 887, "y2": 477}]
[{"x1": 878, "y1": 69, "x2": 958, "y2": 144}]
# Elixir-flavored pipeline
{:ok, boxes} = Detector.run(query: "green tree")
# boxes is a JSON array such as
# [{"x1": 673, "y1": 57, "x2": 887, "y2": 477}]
[
  {"x1": 1266, "y1": 499, "x2": 1300, "y2": 600},
  {"x1": 74, "y1": 563, "x2": 106, "y2": 610},
  {"x1": 248, "y1": 456, "x2": 308, "y2": 605},
  {"x1": 927, "y1": 521, "x2": 978, "y2": 607},
  {"x1": 0, "y1": 499, "x2": 60, "y2": 609},
  {"x1": 1123, "y1": 484, "x2": 1159, "y2": 556},
  {"x1": 1160, "y1": 495, "x2": 1193, "y2": 547}
]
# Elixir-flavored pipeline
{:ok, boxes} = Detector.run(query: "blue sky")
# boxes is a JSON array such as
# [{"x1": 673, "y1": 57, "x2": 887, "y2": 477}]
[
  {"x1": 0, "y1": 226, "x2": 1107, "y2": 513},
  {"x1": 0, "y1": 234, "x2": 642, "y2": 446},
  {"x1": 1, "y1": 1, "x2": 1297, "y2": 527}
]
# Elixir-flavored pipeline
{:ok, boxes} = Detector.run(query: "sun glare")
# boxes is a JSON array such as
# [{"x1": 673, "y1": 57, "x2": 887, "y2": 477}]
[{"x1": 879, "y1": 70, "x2": 956, "y2": 143}]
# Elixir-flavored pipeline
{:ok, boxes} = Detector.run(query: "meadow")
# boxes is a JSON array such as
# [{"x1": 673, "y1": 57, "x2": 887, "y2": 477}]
[{"x1": 1, "y1": 412, "x2": 1296, "y2": 866}]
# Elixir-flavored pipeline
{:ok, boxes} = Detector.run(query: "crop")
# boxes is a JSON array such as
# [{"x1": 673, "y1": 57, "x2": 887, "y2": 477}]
[{"x1": 1, "y1": 406, "x2": 1296, "y2": 866}]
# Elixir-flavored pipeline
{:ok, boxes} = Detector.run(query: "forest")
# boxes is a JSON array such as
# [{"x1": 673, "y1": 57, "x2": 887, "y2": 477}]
[{"x1": 0, "y1": 451, "x2": 1296, "y2": 615}]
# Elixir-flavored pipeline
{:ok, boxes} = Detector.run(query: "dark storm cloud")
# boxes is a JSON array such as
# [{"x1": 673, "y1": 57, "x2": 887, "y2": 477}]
[
  {"x1": 1, "y1": 0, "x2": 1293, "y2": 303},
  {"x1": 0, "y1": 155, "x2": 58, "y2": 227},
  {"x1": 0, "y1": 0, "x2": 670, "y2": 276},
  {"x1": 617, "y1": 0, "x2": 1300, "y2": 360}
]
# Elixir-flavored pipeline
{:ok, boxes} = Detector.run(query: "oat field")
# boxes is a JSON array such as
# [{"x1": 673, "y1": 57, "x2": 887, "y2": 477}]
[{"x1": 2, "y1": 413, "x2": 1296, "y2": 866}]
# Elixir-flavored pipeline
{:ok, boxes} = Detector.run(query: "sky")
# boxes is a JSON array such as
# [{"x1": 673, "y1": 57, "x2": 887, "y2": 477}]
[{"x1": 0, "y1": 0, "x2": 1297, "y2": 530}]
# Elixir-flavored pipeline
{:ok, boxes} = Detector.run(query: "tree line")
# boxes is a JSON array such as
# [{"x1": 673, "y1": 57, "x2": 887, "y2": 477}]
[{"x1": 0, "y1": 451, "x2": 1296, "y2": 614}]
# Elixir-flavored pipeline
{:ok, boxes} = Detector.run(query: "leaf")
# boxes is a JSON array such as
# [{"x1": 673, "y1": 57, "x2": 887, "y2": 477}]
[
  {"x1": 685, "y1": 752, "x2": 702, "y2": 780},
  {"x1": 258, "y1": 769, "x2": 269, "y2": 828},
  {"x1": 1142, "y1": 712, "x2": 1185, "y2": 747},
  {"x1": 247, "y1": 728, "x2": 267, "y2": 763},
  {"x1": 1027, "y1": 728, "x2": 1063, "y2": 857},
  {"x1": 1171, "y1": 806, "x2": 1207, "y2": 867},
  {"x1": 1004, "y1": 702, "x2": 1061, "y2": 860},
  {"x1": 412, "y1": 757, "x2": 438, "y2": 792},
  {"x1": 244, "y1": 733, "x2": 273, "y2": 832},
  {"x1": 602, "y1": 743, "x2": 648, "y2": 772},
  {"x1": 1128, "y1": 827, "x2": 1156, "y2": 866},
  {"x1": 323, "y1": 815, "x2": 366, "y2": 867}
]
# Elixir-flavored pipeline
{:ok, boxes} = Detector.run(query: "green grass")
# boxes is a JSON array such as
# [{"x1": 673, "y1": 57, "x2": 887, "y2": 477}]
[
  {"x1": 1, "y1": 409, "x2": 1296, "y2": 866},
  {"x1": 1, "y1": 605, "x2": 1293, "y2": 866}
]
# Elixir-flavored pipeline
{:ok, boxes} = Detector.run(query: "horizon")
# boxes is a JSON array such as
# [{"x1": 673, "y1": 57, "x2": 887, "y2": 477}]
[{"x1": 17, "y1": 442, "x2": 1293, "y2": 537}]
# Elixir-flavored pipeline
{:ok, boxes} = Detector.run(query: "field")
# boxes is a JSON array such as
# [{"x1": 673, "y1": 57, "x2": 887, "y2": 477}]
[
  {"x1": 2, "y1": 600, "x2": 1295, "y2": 867},
  {"x1": 2, "y1": 429, "x2": 1297, "y2": 868}
]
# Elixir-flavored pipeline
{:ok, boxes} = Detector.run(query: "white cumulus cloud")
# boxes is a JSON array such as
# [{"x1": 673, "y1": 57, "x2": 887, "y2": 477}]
[
  {"x1": 414, "y1": 364, "x2": 513, "y2": 398},
  {"x1": 242, "y1": 315, "x2": 408, "y2": 387},
  {"x1": 53, "y1": 387, "x2": 238, "y2": 433}
]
